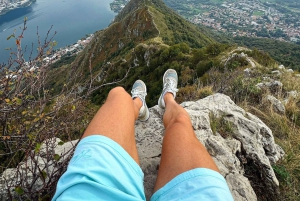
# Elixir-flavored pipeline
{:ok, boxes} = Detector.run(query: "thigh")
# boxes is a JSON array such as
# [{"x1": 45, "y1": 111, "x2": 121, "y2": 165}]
[
  {"x1": 153, "y1": 119, "x2": 220, "y2": 192},
  {"x1": 52, "y1": 135, "x2": 146, "y2": 201}
]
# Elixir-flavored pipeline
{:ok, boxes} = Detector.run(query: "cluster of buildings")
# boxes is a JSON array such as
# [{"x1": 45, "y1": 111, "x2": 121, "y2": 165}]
[
  {"x1": 0, "y1": 0, "x2": 34, "y2": 15},
  {"x1": 42, "y1": 34, "x2": 94, "y2": 65},
  {"x1": 4, "y1": 34, "x2": 94, "y2": 80},
  {"x1": 189, "y1": 0, "x2": 300, "y2": 42}
]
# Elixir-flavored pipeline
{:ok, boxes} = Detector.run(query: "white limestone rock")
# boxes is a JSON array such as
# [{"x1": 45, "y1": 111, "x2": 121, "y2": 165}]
[
  {"x1": 266, "y1": 81, "x2": 283, "y2": 88},
  {"x1": 0, "y1": 139, "x2": 78, "y2": 200},
  {"x1": 39, "y1": 137, "x2": 61, "y2": 157},
  {"x1": 262, "y1": 76, "x2": 271, "y2": 81},
  {"x1": 284, "y1": 91, "x2": 299, "y2": 105},
  {"x1": 267, "y1": 95, "x2": 286, "y2": 114},
  {"x1": 136, "y1": 93, "x2": 284, "y2": 201},
  {"x1": 271, "y1": 70, "x2": 281, "y2": 76},
  {"x1": 256, "y1": 80, "x2": 283, "y2": 95},
  {"x1": 224, "y1": 52, "x2": 256, "y2": 68},
  {"x1": 287, "y1": 90, "x2": 298, "y2": 99},
  {"x1": 133, "y1": 57, "x2": 139, "y2": 67},
  {"x1": 244, "y1": 68, "x2": 251, "y2": 77},
  {"x1": 118, "y1": 40, "x2": 124, "y2": 49},
  {"x1": 226, "y1": 173, "x2": 257, "y2": 201}
]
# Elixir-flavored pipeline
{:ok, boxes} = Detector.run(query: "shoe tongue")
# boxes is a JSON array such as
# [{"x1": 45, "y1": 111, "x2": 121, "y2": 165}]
[{"x1": 166, "y1": 78, "x2": 175, "y2": 87}]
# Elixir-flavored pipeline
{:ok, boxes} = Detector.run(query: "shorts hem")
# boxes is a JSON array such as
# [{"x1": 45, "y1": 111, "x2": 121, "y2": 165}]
[
  {"x1": 78, "y1": 135, "x2": 144, "y2": 178},
  {"x1": 150, "y1": 168, "x2": 228, "y2": 201}
]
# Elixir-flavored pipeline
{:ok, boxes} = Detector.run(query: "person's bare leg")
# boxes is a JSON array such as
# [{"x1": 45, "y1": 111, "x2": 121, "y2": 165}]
[
  {"x1": 82, "y1": 87, "x2": 142, "y2": 164},
  {"x1": 153, "y1": 93, "x2": 220, "y2": 192}
]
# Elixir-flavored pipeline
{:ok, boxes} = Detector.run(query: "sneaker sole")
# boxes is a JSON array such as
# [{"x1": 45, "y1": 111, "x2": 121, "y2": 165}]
[
  {"x1": 139, "y1": 105, "x2": 150, "y2": 121},
  {"x1": 158, "y1": 69, "x2": 177, "y2": 108},
  {"x1": 135, "y1": 80, "x2": 150, "y2": 121}
]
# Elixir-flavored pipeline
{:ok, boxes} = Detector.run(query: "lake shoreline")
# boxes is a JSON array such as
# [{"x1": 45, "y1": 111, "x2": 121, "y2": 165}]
[
  {"x1": 0, "y1": 0, "x2": 36, "y2": 16},
  {"x1": 0, "y1": 0, "x2": 116, "y2": 63}
]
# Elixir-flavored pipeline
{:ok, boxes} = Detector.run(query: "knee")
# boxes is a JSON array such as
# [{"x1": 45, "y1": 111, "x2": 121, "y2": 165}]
[
  {"x1": 169, "y1": 113, "x2": 192, "y2": 127},
  {"x1": 163, "y1": 113, "x2": 194, "y2": 144},
  {"x1": 107, "y1": 86, "x2": 132, "y2": 102},
  {"x1": 108, "y1": 86, "x2": 127, "y2": 97}
]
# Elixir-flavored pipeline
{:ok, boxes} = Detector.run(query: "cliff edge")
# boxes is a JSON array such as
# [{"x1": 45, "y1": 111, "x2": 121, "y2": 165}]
[{"x1": 0, "y1": 93, "x2": 284, "y2": 201}]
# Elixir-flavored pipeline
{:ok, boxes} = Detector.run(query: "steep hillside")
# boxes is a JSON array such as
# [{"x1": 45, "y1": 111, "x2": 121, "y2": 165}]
[
  {"x1": 115, "y1": 0, "x2": 214, "y2": 47},
  {"x1": 72, "y1": 5, "x2": 159, "y2": 79},
  {"x1": 233, "y1": 36, "x2": 300, "y2": 71},
  {"x1": 64, "y1": 0, "x2": 214, "y2": 87},
  {"x1": 47, "y1": 0, "x2": 217, "y2": 104}
]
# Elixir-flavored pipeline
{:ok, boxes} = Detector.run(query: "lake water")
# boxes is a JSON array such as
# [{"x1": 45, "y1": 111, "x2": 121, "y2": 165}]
[{"x1": 0, "y1": 0, "x2": 116, "y2": 63}]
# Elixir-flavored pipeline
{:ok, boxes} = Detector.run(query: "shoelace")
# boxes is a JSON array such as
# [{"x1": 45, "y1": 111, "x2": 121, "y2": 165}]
[
  {"x1": 131, "y1": 88, "x2": 147, "y2": 98},
  {"x1": 164, "y1": 77, "x2": 179, "y2": 93}
]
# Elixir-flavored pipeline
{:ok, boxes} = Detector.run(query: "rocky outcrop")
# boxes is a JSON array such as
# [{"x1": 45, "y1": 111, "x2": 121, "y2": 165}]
[
  {"x1": 136, "y1": 93, "x2": 284, "y2": 200},
  {"x1": 271, "y1": 70, "x2": 282, "y2": 76},
  {"x1": 283, "y1": 90, "x2": 299, "y2": 105},
  {"x1": 0, "y1": 139, "x2": 78, "y2": 200},
  {"x1": 256, "y1": 80, "x2": 283, "y2": 95},
  {"x1": 287, "y1": 90, "x2": 298, "y2": 99},
  {"x1": 224, "y1": 51, "x2": 256, "y2": 68},
  {"x1": 266, "y1": 95, "x2": 286, "y2": 114},
  {"x1": 0, "y1": 94, "x2": 284, "y2": 201},
  {"x1": 244, "y1": 68, "x2": 251, "y2": 77}
]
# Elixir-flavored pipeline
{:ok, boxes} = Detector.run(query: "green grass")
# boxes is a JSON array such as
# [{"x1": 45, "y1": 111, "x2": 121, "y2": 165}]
[
  {"x1": 148, "y1": 1, "x2": 214, "y2": 47},
  {"x1": 209, "y1": 113, "x2": 234, "y2": 139},
  {"x1": 148, "y1": 6, "x2": 174, "y2": 43}
]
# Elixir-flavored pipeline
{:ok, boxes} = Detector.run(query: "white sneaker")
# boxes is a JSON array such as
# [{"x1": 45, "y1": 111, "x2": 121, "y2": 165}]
[
  {"x1": 158, "y1": 69, "x2": 179, "y2": 108},
  {"x1": 131, "y1": 80, "x2": 150, "y2": 121}
]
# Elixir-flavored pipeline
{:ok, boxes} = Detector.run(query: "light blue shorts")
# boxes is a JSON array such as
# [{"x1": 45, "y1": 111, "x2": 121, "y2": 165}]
[{"x1": 52, "y1": 135, "x2": 234, "y2": 201}]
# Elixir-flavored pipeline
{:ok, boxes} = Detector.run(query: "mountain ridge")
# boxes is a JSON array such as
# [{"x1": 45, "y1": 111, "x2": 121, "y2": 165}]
[
  {"x1": 48, "y1": 0, "x2": 217, "y2": 102},
  {"x1": 80, "y1": 0, "x2": 215, "y2": 67}
]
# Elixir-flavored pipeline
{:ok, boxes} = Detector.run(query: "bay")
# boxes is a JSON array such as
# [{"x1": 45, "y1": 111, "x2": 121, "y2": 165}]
[{"x1": 0, "y1": 0, "x2": 116, "y2": 64}]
